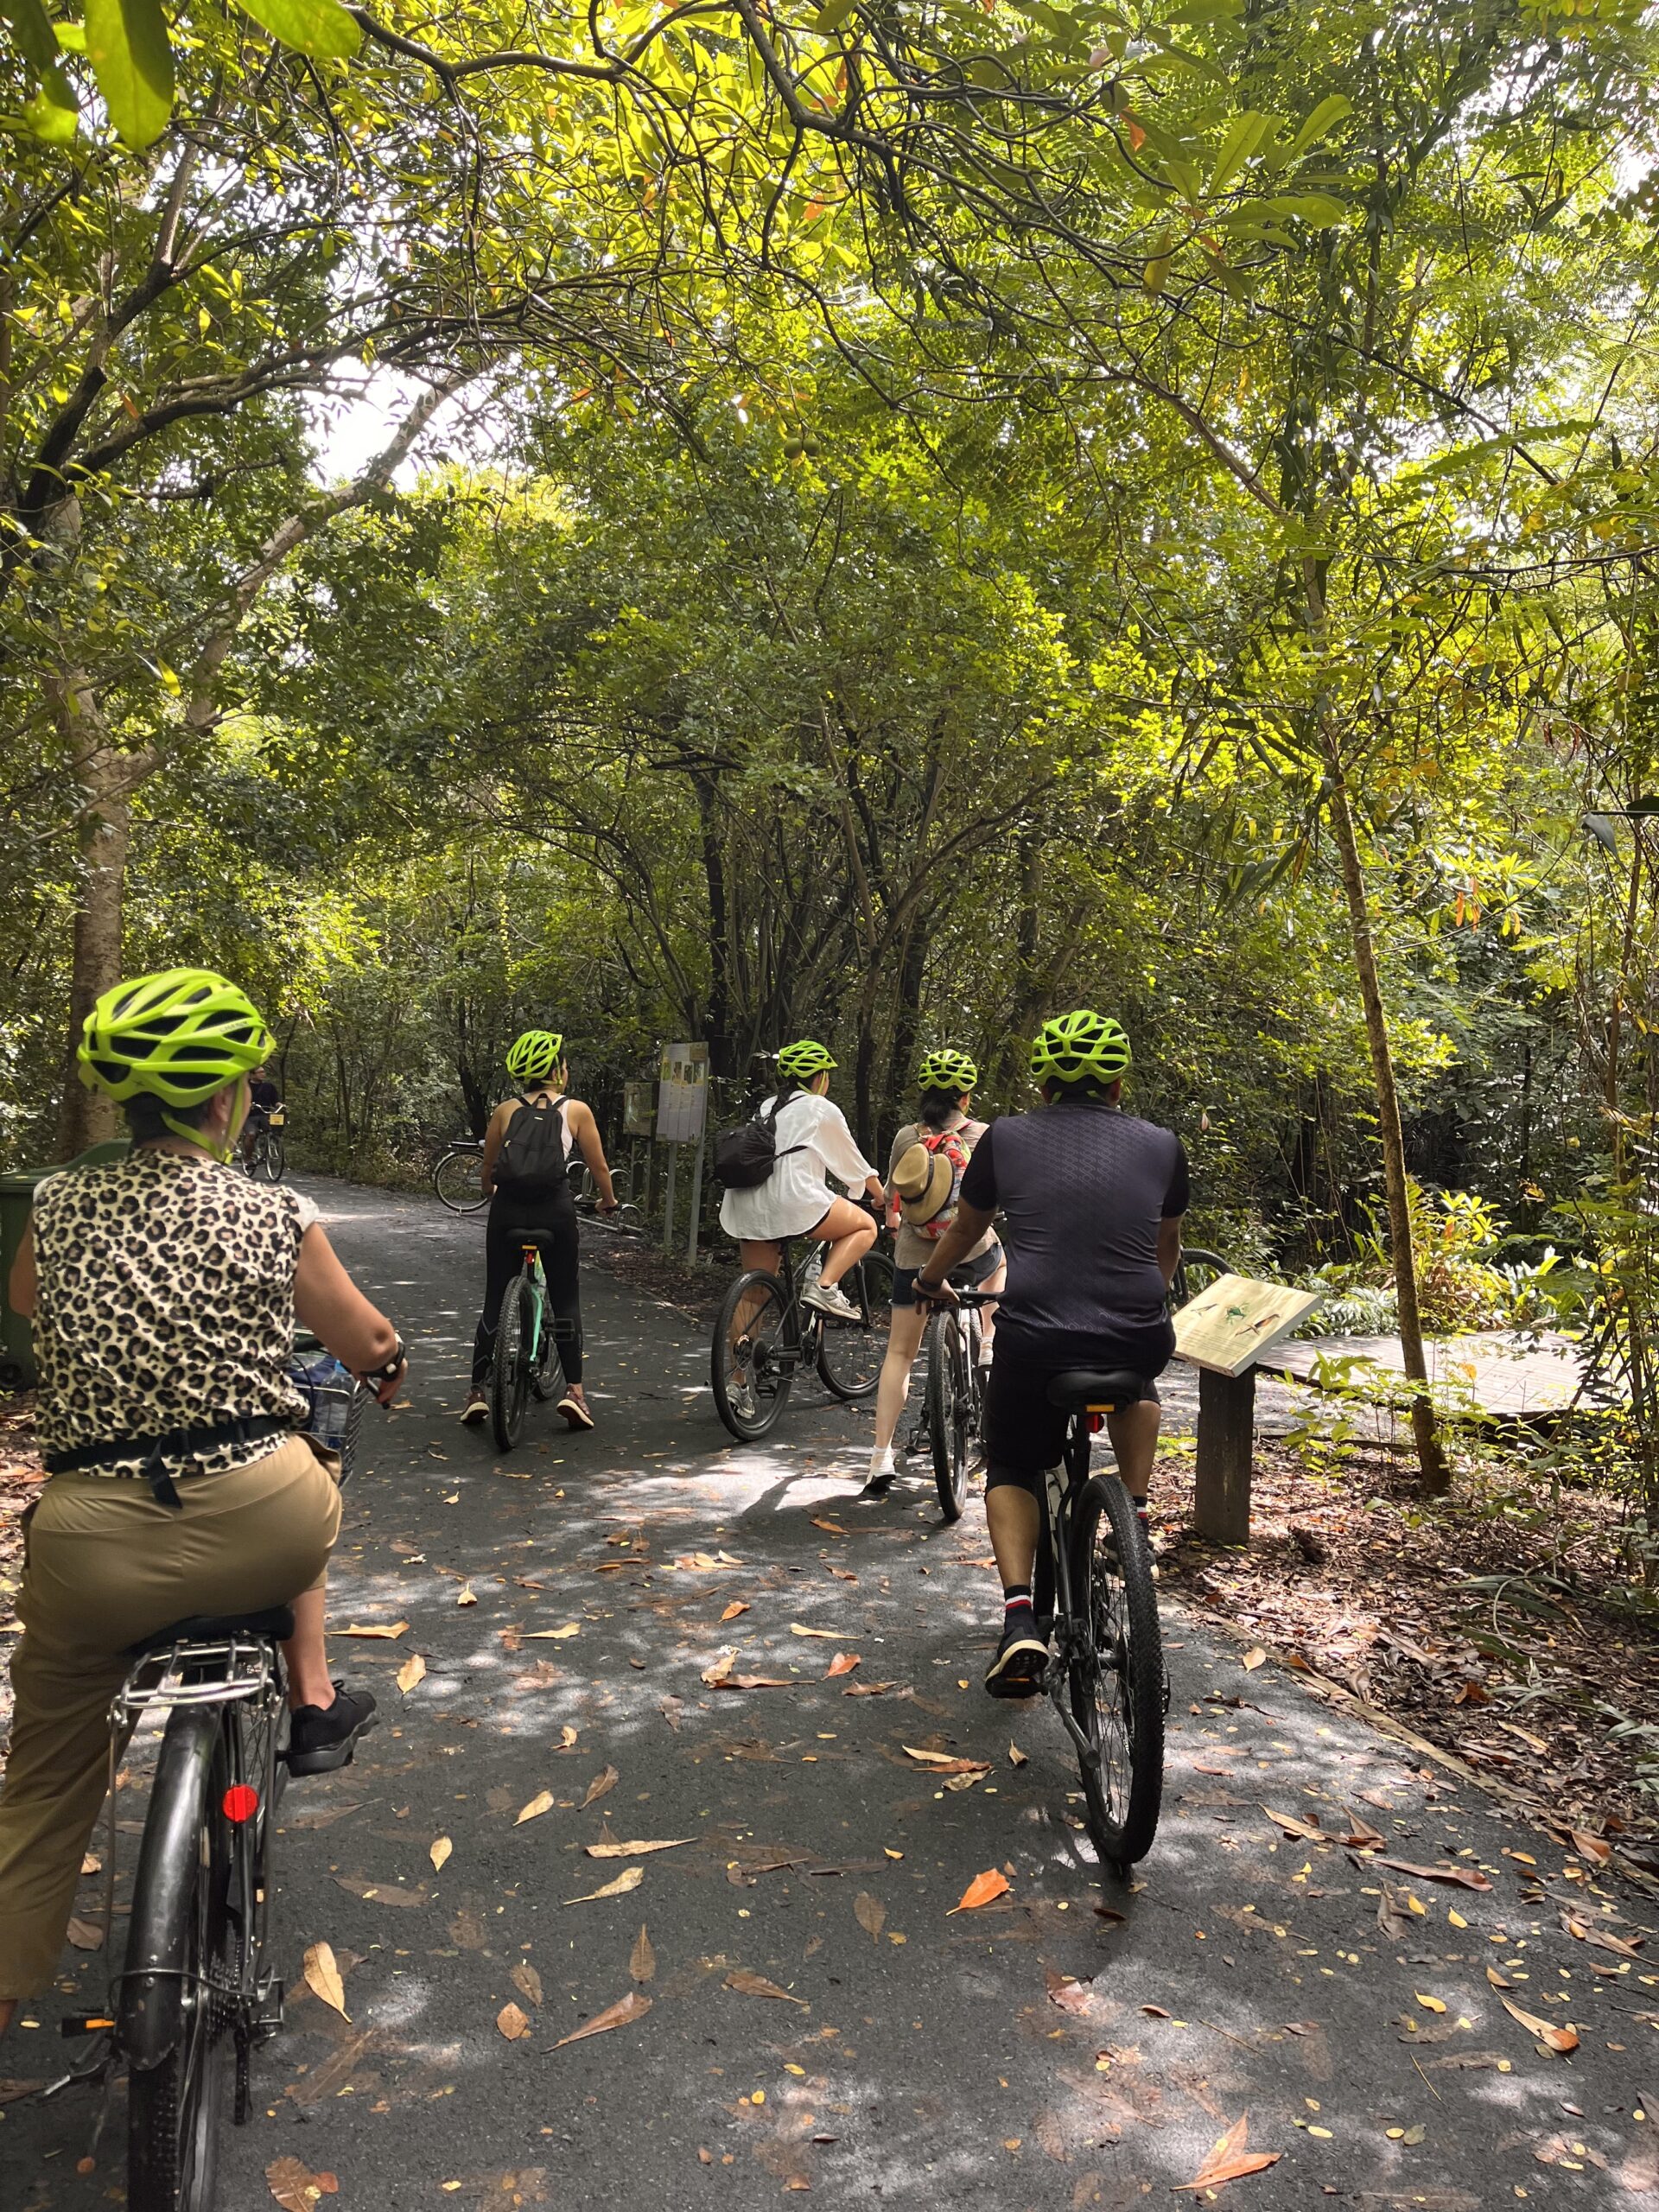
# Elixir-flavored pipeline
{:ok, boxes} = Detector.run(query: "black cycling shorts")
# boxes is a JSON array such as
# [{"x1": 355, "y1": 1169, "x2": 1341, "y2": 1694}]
[
  {"x1": 892, "y1": 1242, "x2": 1003, "y2": 1310},
  {"x1": 982, "y1": 1328, "x2": 1173, "y2": 1493}
]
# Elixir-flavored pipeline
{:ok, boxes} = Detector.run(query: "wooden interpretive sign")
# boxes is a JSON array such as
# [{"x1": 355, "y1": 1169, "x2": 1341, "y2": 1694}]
[{"x1": 1175, "y1": 1273, "x2": 1324, "y2": 1379}]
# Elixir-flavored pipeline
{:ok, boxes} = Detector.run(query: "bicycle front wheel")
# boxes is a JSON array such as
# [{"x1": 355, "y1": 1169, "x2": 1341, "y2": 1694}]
[
  {"x1": 434, "y1": 1148, "x2": 487, "y2": 1214},
  {"x1": 125, "y1": 1713, "x2": 235, "y2": 2212},
  {"x1": 1066, "y1": 1474, "x2": 1165, "y2": 1867},
  {"x1": 712, "y1": 1270, "x2": 792, "y2": 1440},
  {"x1": 817, "y1": 1252, "x2": 893, "y2": 1402},
  {"x1": 491, "y1": 1274, "x2": 535, "y2": 1450},
  {"x1": 925, "y1": 1312, "x2": 969, "y2": 1522},
  {"x1": 259, "y1": 1134, "x2": 286, "y2": 1185}
]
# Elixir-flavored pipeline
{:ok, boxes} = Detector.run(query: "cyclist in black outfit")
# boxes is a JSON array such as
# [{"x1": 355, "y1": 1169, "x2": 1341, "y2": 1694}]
[
  {"x1": 460, "y1": 1030, "x2": 617, "y2": 1433},
  {"x1": 914, "y1": 1010, "x2": 1187, "y2": 1698}
]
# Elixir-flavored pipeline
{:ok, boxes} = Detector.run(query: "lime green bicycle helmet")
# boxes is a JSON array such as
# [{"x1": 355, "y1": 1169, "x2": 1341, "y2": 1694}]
[
  {"x1": 79, "y1": 968, "x2": 273, "y2": 1156},
  {"x1": 777, "y1": 1038, "x2": 837, "y2": 1080},
  {"x1": 1028, "y1": 1008, "x2": 1132, "y2": 1088},
  {"x1": 505, "y1": 1030, "x2": 565, "y2": 1083},
  {"x1": 917, "y1": 1047, "x2": 979, "y2": 1093}
]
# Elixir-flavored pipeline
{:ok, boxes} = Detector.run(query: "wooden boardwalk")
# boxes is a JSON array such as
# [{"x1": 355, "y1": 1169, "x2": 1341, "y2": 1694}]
[{"x1": 1257, "y1": 1329, "x2": 1599, "y2": 1420}]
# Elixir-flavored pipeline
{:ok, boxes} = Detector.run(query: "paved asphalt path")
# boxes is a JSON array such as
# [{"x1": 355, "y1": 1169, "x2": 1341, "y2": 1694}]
[{"x1": 3, "y1": 1179, "x2": 1656, "y2": 2210}]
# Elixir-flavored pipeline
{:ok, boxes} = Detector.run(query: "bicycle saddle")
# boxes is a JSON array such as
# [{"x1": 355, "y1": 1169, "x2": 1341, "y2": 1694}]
[
  {"x1": 1044, "y1": 1369, "x2": 1145, "y2": 1414},
  {"x1": 125, "y1": 1605, "x2": 296, "y2": 1660}
]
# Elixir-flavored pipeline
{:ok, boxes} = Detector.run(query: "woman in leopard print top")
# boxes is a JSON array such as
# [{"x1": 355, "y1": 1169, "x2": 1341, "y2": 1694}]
[{"x1": 0, "y1": 969, "x2": 407, "y2": 2027}]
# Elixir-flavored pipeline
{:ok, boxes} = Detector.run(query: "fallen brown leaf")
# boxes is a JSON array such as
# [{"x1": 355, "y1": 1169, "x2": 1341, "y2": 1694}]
[
  {"x1": 1499, "y1": 1994, "x2": 1580, "y2": 2055},
  {"x1": 904, "y1": 1746, "x2": 992, "y2": 1777},
  {"x1": 429, "y1": 1836, "x2": 452, "y2": 1872},
  {"x1": 333, "y1": 1877, "x2": 426, "y2": 1908},
  {"x1": 721, "y1": 1602, "x2": 750, "y2": 1621},
  {"x1": 702, "y1": 1650, "x2": 737, "y2": 1686},
  {"x1": 341, "y1": 1621, "x2": 408, "y2": 1640},
  {"x1": 456, "y1": 1583, "x2": 477, "y2": 1607},
  {"x1": 791, "y1": 1623, "x2": 837, "y2": 1638},
  {"x1": 1241, "y1": 1649, "x2": 1267, "y2": 1672},
  {"x1": 1009, "y1": 1742, "x2": 1028, "y2": 1768},
  {"x1": 396, "y1": 1653, "x2": 427, "y2": 1695},
  {"x1": 1370, "y1": 1855, "x2": 1493, "y2": 1891},
  {"x1": 586, "y1": 1837, "x2": 691, "y2": 1859},
  {"x1": 582, "y1": 1765, "x2": 620, "y2": 1809},
  {"x1": 266, "y1": 2156, "x2": 340, "y2": 2210},
  {"x1": 855, "y1": 1892, "x2": 886, "y2": 1941},
  {"x1": 302, "y1": 1942, "x2": 348, "y2": 2020},
  {"x1": 512, "y1": 1962, "x2": 543, "y2": 2007},
  {"x1": 715, "y1": 1674, "x2": 798, "y2": 1689},
  {"x1": 824, "y1": 1652, "x2": 861, "y2": 1678},
  {"x1": 497, "y1": 2001, "x2": 531, "y2": 2041},
  {"x1": 1262, "y1": 1807, "x2": 1325, "y2": 1841},
  {"x1": 551, "y1": 1989, "x2": 652, "y2": 2049},
  {"x1": 64, "y1": 1916, "x2": 105, "y2": 1952},
  {"x1": 1174, "y1": 2113, "x2": 1281, "y2": 2191},
  {"x1": 631, "y1": 1924, "x2": 656, "y2": 1982},
  {"x1": 1562, "y1": 1913, "x2": 1643, "y2": 1958},
  {"x1": 950, "y1": 1868, "x2": 1011, "y2": 1913},
  {"x1": 563, "y1": 1866, "x2": 645, "y2": 1904},
  {"x1": 725, "y1": 1969, "x2": 808, "y2": 2005},
  {"x1": 1045, "y1": 1967, "x2": 1092, "y2": 2015},
  {"x1": 842, "y1": 1680, "x2": 895, "y2": 1696},
  {"x1": 524, "y1": 1624, "x2": 581, "y2": 1639},
  {"x1": 1572, "y1": 1828, "x2": 1612, "y2": 1866},
  {"x1": 558, "y1": 1724, "x2": 579, "y2": 1749},
  {"x1": 515, "y1": 1790, "x2": 556, "y2": 1825},
  {"x1": 810, "y1": 1518, "x2": 848, "y2": 1535}
]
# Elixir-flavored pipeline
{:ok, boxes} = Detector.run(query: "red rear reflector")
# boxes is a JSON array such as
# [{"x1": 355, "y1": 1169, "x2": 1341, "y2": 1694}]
[{"x1": 222, "y1": 1784, "x2": 260, "y2": 1823}]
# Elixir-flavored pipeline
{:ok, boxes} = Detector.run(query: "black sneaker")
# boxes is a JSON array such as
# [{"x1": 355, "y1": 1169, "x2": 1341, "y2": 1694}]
[
  {"x1": 287, "y1": 1682, "x2": 378, "y2": 1776},
  {"x1": 984, "y1": 1611, "x2": 1048, "y2": 1700}
]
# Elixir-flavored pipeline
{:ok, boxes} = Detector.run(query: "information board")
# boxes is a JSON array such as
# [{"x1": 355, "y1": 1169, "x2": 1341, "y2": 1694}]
[
  {"x1": 656, "y1": 1042, "x2": 709, "y2": 1144},
  {"x1": 1174, "y1": 1273, "x2": 1324, "y2": 1378}
]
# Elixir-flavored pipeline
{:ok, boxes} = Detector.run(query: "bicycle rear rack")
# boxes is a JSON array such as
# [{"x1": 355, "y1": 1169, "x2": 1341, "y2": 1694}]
[{"x1": 115, "y1": 1633, "x2": 283, "y2": 1719}]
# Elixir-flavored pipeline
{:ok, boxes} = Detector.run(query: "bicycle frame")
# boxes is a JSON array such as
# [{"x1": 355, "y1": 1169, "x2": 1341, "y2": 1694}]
[{"x1": 520, "y1": 1244, "x2": 550, "y2": 1363}]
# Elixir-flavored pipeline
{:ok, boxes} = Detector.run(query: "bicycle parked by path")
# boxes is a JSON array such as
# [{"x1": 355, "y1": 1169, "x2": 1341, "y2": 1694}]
[
  {"x1": 43, "y1": 1341, "x2": 368, "y2": 2212},
  {"x1": 953, "y1": 1290, "x2": 1166, "y2": 1868},
  {"x1": 433, "y1": 1134, "x2": 488, "y2": 1214},
  {"x1": 712, "y1": 1238, "x2": 893, "y2": 1440},
  {"x1": 490, "y1": 1238, "x2": 560, "y2": 1449}
]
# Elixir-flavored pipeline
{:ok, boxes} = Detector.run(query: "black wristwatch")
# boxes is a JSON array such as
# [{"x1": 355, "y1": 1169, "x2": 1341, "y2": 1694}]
[{"x1": 358, "y1": 1333, "x2": 406, "y2": 1389}]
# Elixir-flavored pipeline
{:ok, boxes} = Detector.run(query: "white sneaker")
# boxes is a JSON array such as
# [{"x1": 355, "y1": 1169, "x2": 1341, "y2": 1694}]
[
  {"x1": 867, "y1": 1450, "x2": 895, "y2": 1483},
  {"x1": 729, "y1": 1376, "x2": 757, "y2": 1421},
  {"x1": 804, "y1": 1281, "x2": 861, "y2": 1323}
]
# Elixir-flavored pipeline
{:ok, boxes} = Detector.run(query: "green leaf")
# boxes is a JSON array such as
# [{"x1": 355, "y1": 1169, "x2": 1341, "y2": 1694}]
[
  {"x1": 1286, "y1": 93, "x2": 1352, "y2": 161},
  {"x1": 84, "y1": 0, "x2": 174, "y2": 147},
  {"x1": 3, "y1": 0, "x2": 76, "y2": 105},
  {"x1": 1263, "y1": 191, "x2": 1346, "y2": 226},
  {"x1": 1209, "y1": 109, "x2": 1272, "y2": 195},
  {"x1": 235, "y1": 0, "x2": 360, "y2": 60},
  {"x1": 23, "y1": 84, "x2": 79, "y2": 140},
  {"x1": 810, "y1": 0, "x2": 860, "y2": 29}
]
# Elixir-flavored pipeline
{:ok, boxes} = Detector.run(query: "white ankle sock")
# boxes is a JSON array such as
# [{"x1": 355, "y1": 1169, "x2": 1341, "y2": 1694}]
[{"x1": 868, "y1": 1448, "x2": 894, "y2": 1478}]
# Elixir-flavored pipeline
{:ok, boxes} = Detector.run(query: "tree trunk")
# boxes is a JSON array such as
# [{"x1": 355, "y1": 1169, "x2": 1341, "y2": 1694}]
[
  {"x1": 52, "y1": 672, "x2": 145, "y2": 1158},
  {"x1": 691, "y1": 767, "x2": 734, "y2": 1075},
  {"x1": 1324, "y1": 760, "x2": 1451, "y2": 1495}
]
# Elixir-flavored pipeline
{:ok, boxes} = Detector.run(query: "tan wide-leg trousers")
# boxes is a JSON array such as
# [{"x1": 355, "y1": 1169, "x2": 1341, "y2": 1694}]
[{"x1": 0, "y1": 1434, "x2": 340, "y2": 1999}]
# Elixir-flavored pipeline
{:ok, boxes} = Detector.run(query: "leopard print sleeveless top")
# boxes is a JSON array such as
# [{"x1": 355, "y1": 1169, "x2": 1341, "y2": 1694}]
[{"x1": 31, "y1": 1149, "x2": 321, "y2": 1482}]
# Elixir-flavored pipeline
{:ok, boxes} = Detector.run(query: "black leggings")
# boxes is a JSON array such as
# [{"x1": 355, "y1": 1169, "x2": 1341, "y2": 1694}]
[{"x1": 471, "y1": 1188, "x2": 582, "y2": 1389}]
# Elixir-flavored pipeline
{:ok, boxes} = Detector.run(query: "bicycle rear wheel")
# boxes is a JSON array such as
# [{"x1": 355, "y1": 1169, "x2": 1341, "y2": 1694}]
[
  {"x1": 712, "y1": 1270, "x2": 792, "y2": 1440},
  {"x1": 925, "y1": 1312, "x2": 969, "y2": 1522},
  {"x1": 531, "y1": 1287, "x2": 561, "y2": 1403},
  {"x1": 1065, "y1": 1474, "x2": 1165, "y2": 1867},
  {"x1": 125, "y1": 1712, "x2": 235, "y2": 2212},
  {"x1": 491, "y1": 1273, "x2": 535, "y2": 1449},
  {"x1": 259, "y1": 1134, "x2": 286, "y2": 1185},
  {"x1": 434, "y1": 1148, "x2": 487, "y2": 1214},
  {"x1": 817, "y1": 1253, "x2": 893, "y2": 1402}
]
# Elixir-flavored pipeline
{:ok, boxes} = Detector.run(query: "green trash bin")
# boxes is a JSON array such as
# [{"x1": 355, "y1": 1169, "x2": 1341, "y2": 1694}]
[{"x1": 0, "y1": 1140, "x2": 130, "y2": 1389}]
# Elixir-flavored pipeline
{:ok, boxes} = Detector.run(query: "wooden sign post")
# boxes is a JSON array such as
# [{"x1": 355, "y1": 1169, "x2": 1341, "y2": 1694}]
[{"x1": 1173, "y1": 1274, "x2": 1323, "y2": 1545}]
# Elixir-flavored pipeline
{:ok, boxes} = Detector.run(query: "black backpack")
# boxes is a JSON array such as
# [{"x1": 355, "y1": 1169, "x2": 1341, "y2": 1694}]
[
  {"x1": 495, "y1": 1095, "x2": 569, "y2": 1192},
  {"x1": 713, "y1": 1097, "x2": 805, "y2": 1191}
]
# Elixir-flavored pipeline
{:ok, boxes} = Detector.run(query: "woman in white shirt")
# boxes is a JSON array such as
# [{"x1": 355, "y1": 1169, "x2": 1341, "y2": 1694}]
[{"x1": 719, "y1": 1039, "x2": 884, "y2": 1321}]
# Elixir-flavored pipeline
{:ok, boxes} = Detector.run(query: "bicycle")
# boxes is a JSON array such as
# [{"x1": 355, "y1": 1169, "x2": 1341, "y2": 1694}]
[
  {"x1": 905, "y1": 1287, "x2": 988, "y2": 1523},
  {"x1": 240, "y1": 1108, "x2": 285, "y2": 1185},
  {"x1": 432, "y1": 1135, "x2": 488, "y2": 1214},
  {"x1": 1172, "y1": 1245, "x2": 1229, "y2": 1310},
  {"x1": 711, "y1": 1236, "x2": 894, "y2": 1441},
  {"x1": 489, "y1": 1239, "x2": 560, "y2": 1450},
  {"x1": 565, "y1": 1154, "x2": 645, "y2": 1231},
  {"x1": 45, "y1": 1339, "x2": 368, "y2": 2211},
  {"x1": 953, "y1": 1290, "x2": 1166, "y2": 1868}
]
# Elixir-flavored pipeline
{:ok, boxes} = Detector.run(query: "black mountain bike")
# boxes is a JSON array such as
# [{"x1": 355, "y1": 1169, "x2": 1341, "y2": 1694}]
[
  {"x1": 490, "y1": 1240, "x2": 559, "y2": 1450},
  {"x1": 712, "y1": 1238, "x2": 893, "y2": 1440},
  {"x1": 908, "y1": 1294, "x2": 987, "y2": 1522},
  {"x1": 240, "y1": 1109, "x2": 285, "y2": 1185},
  {"x1": 955, "y1": 1291, "x2": 1166, "y2": 1868},
  {"x1": 432, "y1": 1135, "x2": 488, "y2": 1214},
  {"x1": 46, "y1": 1344, "x2": 368, "y2": 2210}
]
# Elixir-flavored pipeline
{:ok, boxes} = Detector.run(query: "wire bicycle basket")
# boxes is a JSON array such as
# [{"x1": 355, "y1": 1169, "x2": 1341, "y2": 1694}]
[{"x1": 289, "y1": 1330, "x2": 366, "y2": 1482}]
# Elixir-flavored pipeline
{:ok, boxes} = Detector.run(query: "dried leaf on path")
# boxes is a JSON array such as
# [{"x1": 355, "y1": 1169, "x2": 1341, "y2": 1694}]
[
  {"x1": 726, "y1": 1969, "x2": 808, "y2": 2005},
  {"x1": 65, "y1": 1916, "x2": 105, "y2": 1951},
  {"x1": 630, "y1": 1924, "x2": 656, "y2": 1982},
  {"x1": 791, "y1": 1623, "x2": 837, "y2": 1638},
  {"x1": 721, "y1": 1602, "x2": 749, "y2": 1621},
  {"x1": 1499, "y1": 1995, "x2": 1579, "y2": 2055},
  {"x1": 342, "y1": 1621, "x2": 408, "y2": 1640},
  {"x1": 582, "y1": 1765, "x2": 620, "y2": 1808},
  {"x1": 1262, "y1": 1807, "x2": 1325, "y2": 1841},
  {"x1": 497, "y1": 2001, "x2": 531, "y2": 2041},
  {"x1": 1174, "y1": 2113, "x2": 1281, "y2": 2191},
  {"x1": 1370, "y1": 1855, "x2": 1492, "y2": 1891},
  {"x1": 429, "y1": 1837, "x2": 452, "y2": 1872},
  {"x1": 1045, "y1": 1967, "x2": 1092, "y2": 2015},
  {"x1": 855, "y1": 1892, "x2": 886, "y2": 1941},
  {"x1": 524, "y1": 1624, "x2": 581, "y2": 1639},
  {"x1": 905, "y1": 1746, "x2": 992, "y2": 1777},
  {"x1": 396, "y1": 1653, "x2": 427, "y2": 1694},
  {"x1": 810, "y1": 1517, "x2": 848, "y2": 1535},
  {"x1": 515, "y1": 1790, "x2": 556, "y2": 1825},
  {"x1": 333, "y1": 1876, "x2": 426, "y2": 1908},
  {"x1": 1619, "y1": 2094, "x2": 1659, "y2": 2194},
  {"x1": 950, "y1": 1869, "x2": 1011, "y2": 1913},
  {"x1": 266, "y1": 2157, "x2": 340, "y2": 2210},
  {"x1": 702, "y1": 1650, "x2": 737, "y2": 1686},
  {"x1": 302, "y1": 1942, "x2": 349, "y2": 2020},
  {"x1": 551, "y1": 1989, "x2": 652, "y2": 2049},
  {"x1": 559, "y1": 1725, "x2": 579, "y2": 1750},
  {"x1": 1377, "y1": 1884, "x2": 1418, "y2": 1940},
  {"x1": 455, "y1": 1582, "x2": 477, "y2": 1607},
  {"x1": 564, "y1": 1866, "x2": 645, "y2": 1904},
  {"x1": 585, "y1": 1837, "x2": 691, "y2": 1859},
  {"x1": 1571, "y1": 1828, "x2": 1612, "y2": 1866},
  {"x1": 512, "y1": 1962, "x2": 543, "y2": 2007},
  {"x1": 1241, "y1": 1648, "x2": 1267, "y2": 1671},
  {"x1": 1562, "y1": 1912, "x2": 1643, "y2": 1958},
  {"x1": 843, "y1": 1681, "x2": 895, "y2": 1696},
  {"x1": 824, "y1": 1652, "x2": 861, "y2": 1677},
  {"x1": 1009, "y1": 1743, "x2": 1028, "y2": 1767},
  {"x1": 717, "y1": 1673, "x2": 798, "y2": 1689}
]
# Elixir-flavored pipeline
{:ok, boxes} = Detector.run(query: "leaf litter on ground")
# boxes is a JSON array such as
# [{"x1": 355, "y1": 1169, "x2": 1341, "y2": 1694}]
[
  {"x1": 550, "y1": 1989, "x2": 652, "y2": 2050},
  {"x1": 1174, "y1": 2114, "x2": 1281, "y2": 2191},
  {"x1": 302, "y1": 1942, "x2": 348, "y2": 2020}
]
